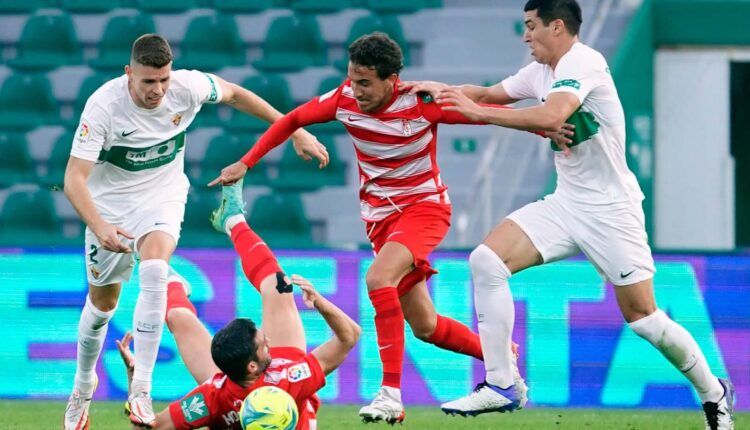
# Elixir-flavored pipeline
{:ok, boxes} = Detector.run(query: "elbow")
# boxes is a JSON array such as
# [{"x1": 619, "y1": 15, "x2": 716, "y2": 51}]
[{"x1": 343, "y1": 323, "x2": 362, "y2": 350}]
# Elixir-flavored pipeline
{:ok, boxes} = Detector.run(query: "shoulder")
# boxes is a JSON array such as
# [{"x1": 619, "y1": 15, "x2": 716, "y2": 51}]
[
  {"x1": 558, "y1": 43, "x2": 608, "y2": 74},
  {"x1": 84, "y1": 76, "x2": 126, "y2": 118}
]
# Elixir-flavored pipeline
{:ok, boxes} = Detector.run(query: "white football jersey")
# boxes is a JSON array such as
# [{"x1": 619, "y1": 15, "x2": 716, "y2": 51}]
[
  {"x1": 70, "y1": 69, "x2": 222, "y2": 222},
  {"x1": 502, "y1": 42, "x2": 644, "y2": 206}
]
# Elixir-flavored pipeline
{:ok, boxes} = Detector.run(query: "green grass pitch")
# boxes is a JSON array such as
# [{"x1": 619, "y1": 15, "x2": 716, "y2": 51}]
[{"x1": 1, "y1": 401, "x2": 747, "y2": 429}]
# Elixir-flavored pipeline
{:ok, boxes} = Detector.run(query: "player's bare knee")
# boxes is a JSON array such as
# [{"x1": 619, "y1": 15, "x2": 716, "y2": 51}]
[
  {"x1": 404, "y1": 313, "x2": 434, "y2": 341},
  {"x1": 622, "y1": 305, "x2": 657, "y2": 324},
  {"x1": 88, "y1": 285, "x2": 119, "y2": 312},
  {"x1": 165, "y1": 307, "x2": 196, "y2": 333},
  {"x1": 365, "y1": 268, "x2": 399, "y2": 291}
]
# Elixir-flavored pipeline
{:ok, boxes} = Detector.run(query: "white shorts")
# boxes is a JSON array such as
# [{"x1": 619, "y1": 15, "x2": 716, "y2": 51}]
[
  {"x1": 507, "y1": 194, "x2": 655, "y2": 286},
  {"x1": 84, "y1": 201, "x2": 185, "y2": 286}
]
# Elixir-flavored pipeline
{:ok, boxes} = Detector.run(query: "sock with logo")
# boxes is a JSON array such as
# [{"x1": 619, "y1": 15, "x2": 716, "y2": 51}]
[
  {"x1": 369, "y1": 287, "x2": 405, "y2": 389},
  {"x1": 230, "y1": 222, "x2": 283, "y2": 291},
  {"x1": 471, "y1": 244, "x2": 515, "y2": 388},
  {"x1": 132, "y1": 259, "x2": 168, "y2": 394},
  {"x1": 426, "y1": 314, "x2": 484, "y2": 360},
  {"x1": 629, "y1": 309, "x2": 724, "y2": 403},
  {"x1": 74, "y1": 296, "x2": 115, "y2": 395}
]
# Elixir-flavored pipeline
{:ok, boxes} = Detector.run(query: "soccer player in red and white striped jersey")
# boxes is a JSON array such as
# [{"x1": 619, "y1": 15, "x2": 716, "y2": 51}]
[{"x1": 211, "y1": 32, "x2": 538, "y2": 424}]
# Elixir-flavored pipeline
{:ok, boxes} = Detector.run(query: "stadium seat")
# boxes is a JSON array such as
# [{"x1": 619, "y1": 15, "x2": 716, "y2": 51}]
[
  {"x1": 269, "y1": 136, "x2": 346, "y2": 191},
  {"x1": 180, "y1": 188, "x2": 226, "y2": 247},
  {"x1": 0, "y1": 0, "x2": 55, "y2": 14},
  {"x1": 288, "y1": 0, "x2": 359, "y2": 14},
  {"x1": 8, "y1": 12, "x2": 82, "y2": 71},
  {"x1": 69, "y1": 73, "x2": 117, "y2": 127},
  {"x1": 224, "y1": 74, "x2": 294, "y2": 133},
  {"x1": 0, "y1": 133, "x2": 36, "y2": 187},
  {"x1": 212, "y1": 0, "x2": 279, "y2": 13},
  {"x1": 42, "y1": 133, "x2": 73, "y2": 188},
  {"x1": 133, "y1": 0, "x2": 197, "y2": 12},
  {"x1": 60, "y1": 0, "x2": 121, "y2": 13},
  {"x1": 178, "y1": 15, "x2": 245, "y2": 71},
  {"x1": 248, "y1": 192, "x2": 314, "y2": 248},
  {"x1": 188, "y1": 133, "x2": 269, "y2": 187},
  {"x1": 190, "y1": 102, "x2": 222, "y2": 127},
  {"x1": 364, "y1": 0, "x2": 441, "y2": 14},
  {"x1": 0, "y1": 73, "x2": 60, "y2": 130},
  {"x1": 0, "y1": 188, "x2": 63, "y2": 246},
  {"x1": 305, "y1": 74, "x2": 346, "y2": 135},
  {"x1": 253, "y1": 15, "x2": 327, "y2": 72},
  {"x1": 90, "y1": 15, "x2": 156, "y2": 71},
  {"x1": 335, "y1": 14, "x2": 410, "y2": 70}
]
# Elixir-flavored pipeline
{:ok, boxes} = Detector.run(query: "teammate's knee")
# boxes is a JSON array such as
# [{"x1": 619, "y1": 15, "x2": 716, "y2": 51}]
[
  {"x1": 88, "y1": 286, "x2": 120, "y2": 312},
  {"x1": 365, "y1": 267, "x2": 400, "y2": 291},
  {"x1": 469, "y1": 244, "x2": 511, "y2": 290},
  {"x1": 620, "y1": 302, "x2": 657, "y2": 323}
]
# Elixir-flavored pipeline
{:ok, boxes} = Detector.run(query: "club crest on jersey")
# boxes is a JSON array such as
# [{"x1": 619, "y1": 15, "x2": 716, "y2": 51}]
[
  {"x1": 172, "y1": 113, "x2": 183, "y2": 126},
  {"x1": 401, "y1": 119, "x2": 412, "y2": 135},
  {"x1": 287, "y1": 363, "x2": 312, "y2": 382},
  {"x1": 89, "y1": 266, "x2": 100, "y2": 280}
]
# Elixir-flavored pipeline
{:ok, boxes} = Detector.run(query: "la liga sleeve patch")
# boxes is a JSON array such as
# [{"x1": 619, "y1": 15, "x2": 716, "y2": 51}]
[{"x1": 287, "y1": 362, "x2": 312, "y2": 383}]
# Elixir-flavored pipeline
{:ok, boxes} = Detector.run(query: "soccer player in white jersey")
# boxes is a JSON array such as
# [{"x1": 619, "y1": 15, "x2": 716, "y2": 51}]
[
  {"x1": 62, "y1": 34, "x2": 326, "y2": 430},
  {"x1": 402, "y1": 1, "x2": 735, "y2": 428}
]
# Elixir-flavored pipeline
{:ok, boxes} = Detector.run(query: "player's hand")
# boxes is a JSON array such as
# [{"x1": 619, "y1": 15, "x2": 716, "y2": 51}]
[
  {"x1": 116, "y1": 332, "x2": 135, "y2": 372},
  {"x1": 208, "y1": 161, "x2": 248, "y2": 187},
  {"x1": 292, "y1": 274, "x2": 320, "y2": 309},
  {"x1": 92, "y1": 221, "x2": 133, "y2": 253},
  {"x1": 436, "y1": 87, "x2": 485, "y2": 121},
  {"x1": 291, "y1": 130, "x2": 329, "y2": 169},
  {"x1": 398, "y1": 80, "x2": 450, "y2": 97},
  {"x1": 547, "y1": 123, "x2": 575, "y2": 156}
]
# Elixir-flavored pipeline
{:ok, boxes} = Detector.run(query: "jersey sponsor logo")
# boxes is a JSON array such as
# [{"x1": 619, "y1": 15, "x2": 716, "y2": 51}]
[
  {"x1": 180, "y1": 392, "x2": 209, "y2": 423},
  {"x1": 204, "y1": 73, "x2": 218, "y2": 103},
  {"x1": 77, "y1": 122, "x2": 90, "y2": 143},
  {"x1": 98, "y1": 131, "x2": 185, "y2": 171},
  {"x1": 172, "y1": 113, "x2": 183, "y2": 126},
  {"x1": 287, "y1": 362, "x2": 312, "y2": 383},
  {"x1": 552, "y1": 79, "x2": 581, "y2": 90}
]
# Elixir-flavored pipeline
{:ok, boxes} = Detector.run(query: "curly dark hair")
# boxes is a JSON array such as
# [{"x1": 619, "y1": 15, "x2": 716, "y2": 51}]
[
  {"x1": 131, "y1": 33, "x2": 173, "y2": 68},
  {"x1": 348, "y1": 32, "x2": 403, "y2": 79}
]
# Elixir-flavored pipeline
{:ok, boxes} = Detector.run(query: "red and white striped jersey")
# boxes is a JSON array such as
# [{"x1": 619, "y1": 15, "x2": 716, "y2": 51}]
[{"x1": 242, "y1": 79, "x2": 499, "y2": 222}]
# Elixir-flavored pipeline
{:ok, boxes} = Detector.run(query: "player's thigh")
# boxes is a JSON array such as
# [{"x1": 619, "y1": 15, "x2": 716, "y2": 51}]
[
  {"x1": 134, "y1": 201, "x2": 184, "y2": 260},
  {"x1": 574, "y1": 203, "x2": 655, "y2": 288},
  {"x1": 497, "y1": 198, "x2": 578, "y2": 273},
  {"x1": 168, "y1": 308, "x2": 219, "y2": 383},
  {"x1": 614, "y1": 278, "x2": 657, "y2": 323},
  {"x1": 399, "y1": 280, "x2": 437, "y2": 339},
  {"x1": 366, "y1": 241, "x2": 417, "y2": 290},
  {"x1": 85, "y1": 227, "x2": 136, "y2": 291},
  {"x1": 259, "y1": 273, "x2": 306, "y2": 351}
]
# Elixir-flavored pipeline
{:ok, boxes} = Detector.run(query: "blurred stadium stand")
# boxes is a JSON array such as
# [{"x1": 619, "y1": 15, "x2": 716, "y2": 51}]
[{"x1": 0, "y1": 0, "x2": 639, "y2": 248}]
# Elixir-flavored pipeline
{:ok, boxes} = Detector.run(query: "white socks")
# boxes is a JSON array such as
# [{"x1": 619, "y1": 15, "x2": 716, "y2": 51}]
[
  {"x1": 470, "y1": 244, "x2": 515, "y2": 388},
  {"x1": 629, "y1": 309, "x2": 724, "y2": 403},
  {"x1": 225, "y1": 214, "x2": 244, "y2": 235},
  {"x1": 132, "y1": 259, "x2": 169, "y2": 394},
  {"x1": 74, "y1": 296, "x2": 115, "y2": 395}
]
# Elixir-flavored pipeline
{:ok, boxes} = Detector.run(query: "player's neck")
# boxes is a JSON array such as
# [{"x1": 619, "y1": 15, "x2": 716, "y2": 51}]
[
  {"x1": 550, "y1": 37, "x2": 579, "y2": 71},
  {"x1": 237, "y1": 375, "x2": 258, "y2": 388}
]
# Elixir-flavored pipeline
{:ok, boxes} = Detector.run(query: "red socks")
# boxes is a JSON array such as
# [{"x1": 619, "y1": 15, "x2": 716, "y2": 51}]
[
  {"x1": 369, "y1": 287, "x2": 405, "y2": 389},
  {"x1": 166, "y1": 281, "x2": 196, "y2": 316},
  {"x1": 230, "y1": 222, "x2": 282, "y2": 291},
  {"x1": 427, "y1": 315, "x2": 484, "y2": 361}
]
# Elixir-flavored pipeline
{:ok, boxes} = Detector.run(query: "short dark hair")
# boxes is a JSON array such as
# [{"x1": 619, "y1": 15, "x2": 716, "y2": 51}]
[
  {"x1": 348, "y1": 32, "x2": 403, "y2": 80},
  {"x1": 524, "y1": 0, "x2": 582, "y2": 36},
  {"x1": 131, "y1": 33, "x2": 173, "y2": 68},
  {"x1": 211, "y1": 318, "x2": 259, "y2": 382}
]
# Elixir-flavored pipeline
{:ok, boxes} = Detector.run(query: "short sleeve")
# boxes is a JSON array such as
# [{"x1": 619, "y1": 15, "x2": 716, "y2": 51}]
[
  {"x1": 501, "y1": 61, "x2": 542, "y2": 101},
  {"x1": 547, "y1": 49, "x2": 602, "y2": 104},
  {"x1": 181, "y1": 69, "x2": 223, "y2": 106},
  {"x1": 275, "y1": 354, "x2": 326, "y2": 400},
  {"x1": 70, "y1": 101, "x2": 108, "y2": 162},
  {"x1": 168, "y1": 385, "x2": 215, "y2": 430}
]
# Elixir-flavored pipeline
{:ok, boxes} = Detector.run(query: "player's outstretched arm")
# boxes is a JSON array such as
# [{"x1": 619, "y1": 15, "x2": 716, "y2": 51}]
[
  {"x1": 400, "y1": 80, "x2": 519, "y2": 105},
  {"x1": 294, "y1": 275, "x2": 361, "y2": 375},
  {"x1": 215, "y1": 77, "x2": 329, "y2": 169},
  {"x1": 64, "y1": 156, "x2": 133, "y2": 252}
]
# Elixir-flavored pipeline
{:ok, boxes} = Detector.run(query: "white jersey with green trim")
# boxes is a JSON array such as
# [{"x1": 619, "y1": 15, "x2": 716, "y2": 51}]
[
  {"x1": 502, "y1": 42, "x2": 644, "y2": 206},
  {"x1": 70, "y1": 69, "x2": 222, "y2": 222}
]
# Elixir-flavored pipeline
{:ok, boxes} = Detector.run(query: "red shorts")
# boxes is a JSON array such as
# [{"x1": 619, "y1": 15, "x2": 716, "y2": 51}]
[{"x1": 365, "y1": 202, "x2": 451, "y2": 296}]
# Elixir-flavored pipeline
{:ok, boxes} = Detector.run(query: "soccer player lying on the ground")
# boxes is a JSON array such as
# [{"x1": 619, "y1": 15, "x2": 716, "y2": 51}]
[
  {"x1": 117, "y1": 181, "x2": 360, "y2": 430},
  {"x1": 402, "y1": 1, "x2": 735, "y2": 428},
  {"x1": 209, "y1": 32, "x2": 560, "y2": 425}
]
